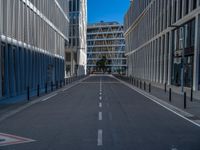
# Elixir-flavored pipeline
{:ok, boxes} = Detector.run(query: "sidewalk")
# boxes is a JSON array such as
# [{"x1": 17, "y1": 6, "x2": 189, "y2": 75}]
[
  {"x1": 0, "y1": 75, "x2": 89, "y2": 122},
  {"x1": 150, "y1": 84, "x2": 200, "y2": 119},
  {"x1": 115, "y1": 75, "x2": 200, "y2": 119}
]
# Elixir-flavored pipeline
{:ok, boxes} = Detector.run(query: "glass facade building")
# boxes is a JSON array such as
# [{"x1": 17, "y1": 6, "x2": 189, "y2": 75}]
[
  {"x1": 87, "y1": 22, "x2": 127, "y2": 74},
  {"x1": 0, "y1": 0, "x2": 69, "y2": 100},
  {"x1": 65, "y1": 0, "x2": 87, "y2": 77},
  {"x1": 124, "y1": 0, "x2": 200, "y2": 91}
]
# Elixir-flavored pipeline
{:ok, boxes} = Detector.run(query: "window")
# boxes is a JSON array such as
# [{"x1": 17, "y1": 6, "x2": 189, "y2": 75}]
[
  {"x1": 193, "y1": 0, "x2": 197, "y2": 10},
  {"x1": 185, "y1": 0, "x2": 189, "y2": 15}
]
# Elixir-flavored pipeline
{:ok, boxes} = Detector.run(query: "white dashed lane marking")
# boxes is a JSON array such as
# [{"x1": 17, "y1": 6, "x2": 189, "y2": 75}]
[
  {"x1": 99, "y1": 102, "x2": 102, "y2": 108},
  {"x1": 99, "y1": 112, "x2": 102, "y2": 121},
  {"x1": 97, "y1": 129, "x2": 103, "y2": 146}
]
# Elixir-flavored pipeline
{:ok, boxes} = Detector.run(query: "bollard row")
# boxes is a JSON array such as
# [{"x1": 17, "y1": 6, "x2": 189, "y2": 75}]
[
  {"x1": 26, "y1": 74, "x2": 88, "y2": 101},
  {"x1": 115, "y1": 75, "x2": 195, "y2": 109}
]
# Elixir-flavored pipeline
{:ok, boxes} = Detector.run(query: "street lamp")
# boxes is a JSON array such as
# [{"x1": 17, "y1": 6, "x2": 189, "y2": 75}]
[{"x1": 170, "y1": 25, "x2": 185, "y2": 92}]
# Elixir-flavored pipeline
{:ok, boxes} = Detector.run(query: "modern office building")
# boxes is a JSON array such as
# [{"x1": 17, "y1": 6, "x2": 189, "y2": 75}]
[
  {"x1": 65, "y1": 0, "x2": 87, "y2": 77},
  {"x1": 124, "y1": 0, "x2": 200, "y2": 91},
  {"x1": 0, "y1": 0, "x2": 69, "y2": 100},
  {"x1": 87, "y1": 22, "x2": 127, "y2": 74}
]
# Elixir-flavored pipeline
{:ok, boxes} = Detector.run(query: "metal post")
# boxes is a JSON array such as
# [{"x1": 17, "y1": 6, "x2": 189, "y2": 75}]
[
  {"x1": 149, "y1": 83, "x2": 151, "y2": 93},
  {"x1": 144, "y1": 82, "x2": 146, "y2": 91},
  {"x1": 164, "y1": 83, "x2": 167, "y2": 93},
  {"x1": 184, "y1": 92, "x2": 187, "y2": 109},
  {"x1": 27, "y1": 86, "x2": 30, "y2": 101},
  {"x1": 191, "y1": 88, "x2": 193, "y2": 102},
  {"x1": 169, "y1": 88, "x2": 171, "y2": 102},
  {"x1": 37, "y1": 84, "x2": 40, "y2": 97}
]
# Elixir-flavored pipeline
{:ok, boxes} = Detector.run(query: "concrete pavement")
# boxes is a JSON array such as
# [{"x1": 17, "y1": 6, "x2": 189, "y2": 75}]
[{"x1": 0, "y1": 75, "x2": 199, "y2": 150}]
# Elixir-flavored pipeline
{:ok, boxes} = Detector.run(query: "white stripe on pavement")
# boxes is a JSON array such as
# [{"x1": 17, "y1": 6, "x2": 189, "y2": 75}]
[
  {"x1": 99, "y1": 102, "x2": 102, "y2": 108},
  {"x1": 99, "y1": 112, "x2": 102, "y2": 121},
  {"x1": 41, "y1": 93, "x2": 58, "y2": 102},
  {"x1": 113, "y1": 75, "x2": 200, "y2": 128},
  {"x1": 97, "y1": 129, "x2": 103, "y2": 146}
]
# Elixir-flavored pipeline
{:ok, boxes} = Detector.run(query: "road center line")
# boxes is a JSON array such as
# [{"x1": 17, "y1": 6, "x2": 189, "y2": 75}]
[
  {"x1": 99, "y1": 96, "x2": 102, "y2": 100},
  {"x1": 97, "y1": 129, "x2": 103, "y2": 146},
  {"x1": 41, "y1": 93, "x2": 58, "y2": 102},
  {"x1": 99, "y1": 102, "x2": 102, "y2": 108},
  {"x1": 99, "y1": 112, "x2": 102, "y2": 121}
]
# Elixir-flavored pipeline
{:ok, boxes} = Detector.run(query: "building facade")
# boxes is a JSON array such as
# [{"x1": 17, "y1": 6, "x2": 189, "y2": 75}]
[
  {"x1": 124, "y1": 0, "x2": 200, "y2": 91},
  {"x1": 87, "y1": 22, "x2": 127, "y2": 74},
  {"x1": 66, "y1": 0, "x2": 87, "y2": 77},
  {"x1": 0, "y1": 0, "x2": 69, "y2": 100}
]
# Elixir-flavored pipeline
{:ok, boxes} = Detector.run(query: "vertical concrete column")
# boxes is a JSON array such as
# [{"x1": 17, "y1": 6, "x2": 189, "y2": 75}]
[
  {"x1": 182, "y1": 0, "x2": 186, "y2": 17},
  {"x1": 147, "y1": 45, "x2": 150, "y2": 80},
  {"x1": 168, "y1": 31, "x2": 173, "y2": 85},
  {"x1": 153, "y1": 41, "x2": 156, "y2": 82},
  {"x1": 189, "y1": 0, "x2": 192, "y2": 12},
  {"x1": 160, "y1": 36, "x2": 164, "y2": 83},
  {"x1": 193, "y1": 15, "x2": 200, "y2": 91},
  {"x1": 163, "y1": 33, "x2": 168, "y2": 83},
  {"x1": 150, "y1": 43, "x2": 153, "y2": 81},
  {"x1": 156, "y1": 39, "x2": 160, "y2": 83},
  {"x1": 176, "y1": 0, "x2": 180, "y2": 21},
  {"x1": 0, "y1": 44, "x2": 2, "y2": 98},
  {"x1": 0, "y1": 0, "x2": 2, "y2": 98}
]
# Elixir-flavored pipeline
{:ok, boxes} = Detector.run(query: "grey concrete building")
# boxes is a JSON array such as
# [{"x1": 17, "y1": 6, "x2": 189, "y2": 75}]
[
  {"x1": 124, "y1": 0, "x2": 200, "y2": 92},
  {"x1": 65, "y1": 0, "x2": 87, "y2": 77},
  {"x1": 87, "y1": 22, "x2": 127, "y2": 74},
  {"x1": 0, "y1": 0, "x2": 69, "y2": 101}
]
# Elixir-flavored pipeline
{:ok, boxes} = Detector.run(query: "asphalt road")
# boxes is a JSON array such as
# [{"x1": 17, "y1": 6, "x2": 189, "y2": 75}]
[{"x1": 0, "y1": 75, "x2": 200, "y2": 150}]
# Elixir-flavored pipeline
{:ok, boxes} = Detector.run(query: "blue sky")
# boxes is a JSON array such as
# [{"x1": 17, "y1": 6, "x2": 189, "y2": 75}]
[{"x1": 87, "y1": 0, "x2": 130, "y2": 24}]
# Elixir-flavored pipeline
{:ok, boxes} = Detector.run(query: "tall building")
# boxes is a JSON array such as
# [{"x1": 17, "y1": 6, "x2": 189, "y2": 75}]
[
  {"x1": 124, "y1": 0, "x2": 200, "y2": 91},
  {"x1": 66, "y1": 0, "x2": 87, "y2": 77},
  {"x1": 87, "y1": 22, "x2": 127, "y2": 74},
  {"x1": 0, "y1": 0, "x2": 69, "y2": 100}
]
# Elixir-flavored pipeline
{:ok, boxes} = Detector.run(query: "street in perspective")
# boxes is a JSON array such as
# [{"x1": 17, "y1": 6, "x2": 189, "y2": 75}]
[{"x1": 0, "y1": 0, "x2": 200, "y2": 150}]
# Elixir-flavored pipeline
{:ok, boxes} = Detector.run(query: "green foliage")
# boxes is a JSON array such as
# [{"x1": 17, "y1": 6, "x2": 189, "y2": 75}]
[{"x1": 96, "y1": 56, "x2": 108, "y2": 72}]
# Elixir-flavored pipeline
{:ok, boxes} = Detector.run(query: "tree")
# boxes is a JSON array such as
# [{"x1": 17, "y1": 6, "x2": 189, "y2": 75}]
[{"x1": 96, "y1": 56, "x2": 107, "y2": 72}]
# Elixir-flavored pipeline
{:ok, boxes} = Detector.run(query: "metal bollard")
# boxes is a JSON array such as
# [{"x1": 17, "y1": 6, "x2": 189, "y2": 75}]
[
  {"x1": 37, "y1": 84, "x2": 40, "y2": 97},
  {"x1": 191, "y1": 88, "x2": 193, "y2": 102},
  {"x1": 184, "y1": 92, "x2": 187, "y2": 109},
  {"x1": 164, "y1": 83, "x2": 167, "y2": 93},
  {"x1": 169, "y1": 88, "x2": 171, "y2": 102},
  {"x1": 144, "y1": 82, "x2": 146, "y2": 91},
  {"x1": 27, "y1": 86, "x2": 30, "y2": 101}
]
